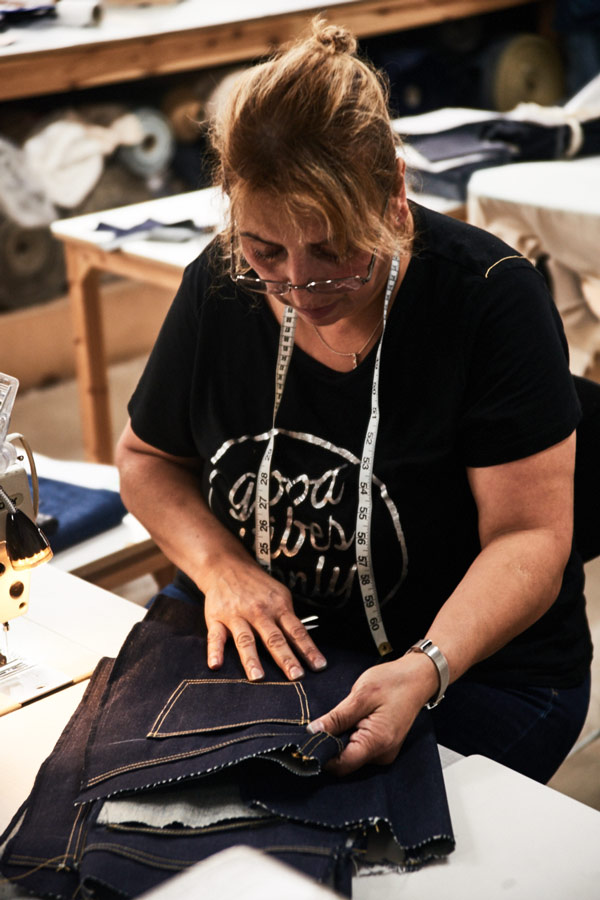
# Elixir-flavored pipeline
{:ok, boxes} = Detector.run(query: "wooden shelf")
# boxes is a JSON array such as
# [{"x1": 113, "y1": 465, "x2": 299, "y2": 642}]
[{"x1": 0, "y1": 0, "x2": 546, "y2": 102}]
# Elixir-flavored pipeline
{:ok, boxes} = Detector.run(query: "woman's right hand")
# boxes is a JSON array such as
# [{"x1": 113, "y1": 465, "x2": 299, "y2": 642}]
[{"x1": 203, "y1": 560, "x2": 327, "y2": 681}]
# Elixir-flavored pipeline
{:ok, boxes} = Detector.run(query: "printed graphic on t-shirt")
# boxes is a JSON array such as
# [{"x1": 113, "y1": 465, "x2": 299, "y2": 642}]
[{"x1": 208, "y1": 429, "x2": 407, "y2": 610}]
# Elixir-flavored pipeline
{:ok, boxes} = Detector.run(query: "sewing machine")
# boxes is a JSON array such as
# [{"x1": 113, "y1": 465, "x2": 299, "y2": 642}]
[{"x1": 0, "y1": 372, "x2": 52, "y2": 669}]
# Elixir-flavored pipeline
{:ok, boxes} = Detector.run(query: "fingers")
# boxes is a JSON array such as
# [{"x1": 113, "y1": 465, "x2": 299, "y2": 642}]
[{"x1": 278, "y1": 613, "x2": 328, "y2": 673}]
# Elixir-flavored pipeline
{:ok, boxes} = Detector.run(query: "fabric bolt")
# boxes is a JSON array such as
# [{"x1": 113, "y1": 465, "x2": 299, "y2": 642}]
[
  {"x1": 0, "y1": 658, "x2": 113, "y2": 898},
  {"x1": 76, "y1": 596, "x2": 374, "y2": 802}
]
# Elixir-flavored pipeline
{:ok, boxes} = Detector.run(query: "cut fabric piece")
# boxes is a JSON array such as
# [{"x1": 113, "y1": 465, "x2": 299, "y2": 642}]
[
  {"x1": 76, "y1": 597, "x2": 370, "y2": 801},
  {"x1": 241, "y1": 710, "x2": 454, "y2": 871},
  {"x1": 0, "y1": 594, "x2": 454, "y2": 899},
  {"x1": 79, "y1": 818, "x2": 354, "y2": 899}
]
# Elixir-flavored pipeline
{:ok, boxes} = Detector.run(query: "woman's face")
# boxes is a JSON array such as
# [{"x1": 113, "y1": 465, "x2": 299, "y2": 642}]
[{"x1": 236, "y1": 194, "x2": 393, "y2": 327}]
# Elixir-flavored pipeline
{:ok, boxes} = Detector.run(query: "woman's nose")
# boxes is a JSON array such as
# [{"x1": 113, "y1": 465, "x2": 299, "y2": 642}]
[{"x1": 284, "y1": 254, "x2": 316, "y2": 288}]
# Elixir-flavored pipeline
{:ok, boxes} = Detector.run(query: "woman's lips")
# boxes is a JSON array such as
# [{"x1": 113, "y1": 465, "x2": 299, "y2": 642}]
[{"x1": 295, "y1": 300, "x2": 339, "y2": 323}]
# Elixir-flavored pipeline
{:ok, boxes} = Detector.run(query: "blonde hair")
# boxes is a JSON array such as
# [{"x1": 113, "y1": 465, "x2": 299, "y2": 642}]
[{"x1": 209, "y1": 17, "x2": 406, "y2": 266}]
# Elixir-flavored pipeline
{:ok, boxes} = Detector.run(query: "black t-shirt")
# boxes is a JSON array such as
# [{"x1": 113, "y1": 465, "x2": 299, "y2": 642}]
[{"x1": 129, "y1": 202, "x2": 592, "y2": 686}]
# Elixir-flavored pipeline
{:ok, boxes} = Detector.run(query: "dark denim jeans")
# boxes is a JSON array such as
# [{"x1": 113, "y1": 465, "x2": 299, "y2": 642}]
[
  {"x1": 431, "y1": 674, "x2": 592, "y2": 784},
  {"x1": 0, "y1": 595, "x2": 454, "y2": 900}
]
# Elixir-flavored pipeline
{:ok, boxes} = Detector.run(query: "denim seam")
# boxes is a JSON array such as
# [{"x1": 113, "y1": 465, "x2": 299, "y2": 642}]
[
  {"x1": 297, "y1": 731, "x2": 343, "y2": 756},
  {"x1": 148, "y1": 679, "x2": 310, "y2": 736},
  {"x1": 83, "y1": 843, "x2": 195, "y2": 870},
  {"x1": 63, "y1": 803, "x2": 86, "y2": 865},
  {"x1": 106, "y1": 818, "x2": 279, "y2": 837},
  {"x1": 84, "y1": 730, "x2": 328, "y2": 788}
]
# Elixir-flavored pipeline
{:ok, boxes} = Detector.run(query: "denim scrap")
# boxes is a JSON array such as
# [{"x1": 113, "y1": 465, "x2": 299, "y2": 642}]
[
  {"x1": 240, "y1": 709, "x2": 455, "y2": 869},
  {"x1": 77, "y1": 596, "x2": 376, "y2": 802},
  {"x1": 0, "y1": 659, "x2": 113, "y2": 898}
]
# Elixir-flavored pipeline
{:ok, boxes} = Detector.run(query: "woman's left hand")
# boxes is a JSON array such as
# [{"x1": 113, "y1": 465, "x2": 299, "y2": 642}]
[{"x1": 307, "y1": 653, "x2": 438, "y2": 776}]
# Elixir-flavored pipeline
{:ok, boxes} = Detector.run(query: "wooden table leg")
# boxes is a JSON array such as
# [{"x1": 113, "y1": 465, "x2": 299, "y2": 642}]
[{"x1": 65, "y1": 244, "x2": 114, "y2": 464}]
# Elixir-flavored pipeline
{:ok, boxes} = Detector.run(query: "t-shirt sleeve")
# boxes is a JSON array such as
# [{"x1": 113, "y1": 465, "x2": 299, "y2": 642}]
[
  {"x1": 458, "y1": 262, "x2": 581, "y2": 467},
  {"x1": 127, "y1": 254, "x2": 207, "y2": 457}
]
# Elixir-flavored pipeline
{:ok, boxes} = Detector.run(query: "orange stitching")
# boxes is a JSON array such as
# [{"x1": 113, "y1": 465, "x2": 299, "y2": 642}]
[
  {"x1": 484, "y1": 255, "x2": 523, "y2": 278},
  {"x1": 86, "y1": 730, "x2": 300, "y2": 787},
  {"x1": 148, "y1": 679, "x2": 307, "y2": 737}
]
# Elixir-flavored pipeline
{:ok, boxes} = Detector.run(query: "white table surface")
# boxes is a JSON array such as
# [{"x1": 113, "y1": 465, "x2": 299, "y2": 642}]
[
  {"x1": 50, "y1": 182, "x2": 461, "y2": 269},
  {"x1": 0, "y1": 566, "x2": 145, "y2": 828},
  {"x1": 0, "y1": 565, "x2": 144, "y2": 713}
]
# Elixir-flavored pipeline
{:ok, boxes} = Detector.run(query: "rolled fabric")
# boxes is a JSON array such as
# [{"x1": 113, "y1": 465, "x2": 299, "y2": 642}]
[
  {"x1": 0, "y1": 218, "x2": 66, "y2": 310},
  {"x1": 55, "y1": 0, "x2": 103, "y2": 27},
  {"x1": 74, "y1": 161, "x2": 153, "y2": 215},
  {"x1": 161, "y1": 83, "x2": 204, "y2": 143},
  {"x1": 117, "y1": 107, "x2": 175, "y2": 179},
  {"x1": 479, "y1": 34, "x2": 565, "y2": 112},
  {"x1": 0, "y1": 136, "x2": 56, "y2": 228}
]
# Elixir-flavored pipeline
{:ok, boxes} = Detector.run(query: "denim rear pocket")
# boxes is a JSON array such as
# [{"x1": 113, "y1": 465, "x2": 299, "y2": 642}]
[{"x1": 148, "y1": 679, "x2": 310, "y2": 738}]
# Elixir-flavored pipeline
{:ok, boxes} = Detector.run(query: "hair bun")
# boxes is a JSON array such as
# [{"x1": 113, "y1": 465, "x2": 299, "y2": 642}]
[{"x1": 312, "y1": 19, "x2": 357, "y2": 55}]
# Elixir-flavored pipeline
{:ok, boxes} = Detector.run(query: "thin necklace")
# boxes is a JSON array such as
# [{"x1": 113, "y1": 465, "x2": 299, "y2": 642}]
[{"x1": 312, "y1": 316, "x2": 383, "y2": 369}]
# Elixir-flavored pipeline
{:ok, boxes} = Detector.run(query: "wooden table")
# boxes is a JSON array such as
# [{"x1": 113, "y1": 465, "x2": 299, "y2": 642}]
[
  {"x1": 0, "y1": 0, "x2": 548, "y2": 102},
  {"x1": 50, "y1": 187, "x2": 225, "y2": 463}
]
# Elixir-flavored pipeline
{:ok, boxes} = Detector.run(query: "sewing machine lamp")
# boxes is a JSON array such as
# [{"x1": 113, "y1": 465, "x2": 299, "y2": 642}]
[{"x1": 0, "y1": 373, "x2": 52, "y2": 638}]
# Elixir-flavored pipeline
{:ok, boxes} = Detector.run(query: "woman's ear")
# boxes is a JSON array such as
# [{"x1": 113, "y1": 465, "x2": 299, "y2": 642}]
[{"x1": 391, "y1": 156, "x2": 410, "y2": 225}]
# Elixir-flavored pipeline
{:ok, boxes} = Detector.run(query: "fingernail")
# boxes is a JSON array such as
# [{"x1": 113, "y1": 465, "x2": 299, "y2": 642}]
[
  {"x1": 208, "y1": 657, "x2": 219, "y2": 669},
  {"x1": 249, "y1": 667, "x2": 264, "y2": 681},
  {"x1": 313, "y1": 656, "x2": 327, "y2": 671},
  {"x1": 307, "y1": 719, "x2": 324, "y2": 734},
  {"x1": 289, "y1": 665, "x2": 304, "y2": 680}
]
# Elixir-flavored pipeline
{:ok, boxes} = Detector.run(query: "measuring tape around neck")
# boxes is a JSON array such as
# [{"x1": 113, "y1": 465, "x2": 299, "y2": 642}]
[{"x1": 254, "y1": 255, "x2": 401, "y2": 656}]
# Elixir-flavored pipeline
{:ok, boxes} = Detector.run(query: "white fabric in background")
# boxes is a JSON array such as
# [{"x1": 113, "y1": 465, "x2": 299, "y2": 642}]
[
  {"x1": 468, "y1": 156, "x2": 600, "y2": 376},
  {"x1": 23, "y1": 115, "x2": 144, "y2": 209}
]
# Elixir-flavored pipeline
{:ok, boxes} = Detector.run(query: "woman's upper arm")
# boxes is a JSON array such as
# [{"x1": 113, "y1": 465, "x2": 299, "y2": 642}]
[
  {"x1": 116, "y1": 420, "x2": 201, "y2": 472},
  {"x1": 466, "y1": 431, "x2": 576, "y2": 553}
]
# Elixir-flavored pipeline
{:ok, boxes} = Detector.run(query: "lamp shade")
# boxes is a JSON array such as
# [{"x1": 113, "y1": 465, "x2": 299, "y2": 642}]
[{"x1": 5, "y1": 508, "x2": 53, "y2": 569}]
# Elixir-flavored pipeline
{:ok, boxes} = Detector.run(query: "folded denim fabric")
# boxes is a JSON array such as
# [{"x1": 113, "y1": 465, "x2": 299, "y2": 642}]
[
  {"x1": 0, "y1": 659, "x2": 113, "y2": 898},
  {"x1": 77, "y1": 596, "x2": 376, "y2": 801},
  {"x1": 79, "y1": 818, "x2": 355, "y2": 899},
  {"x1": 33, "y1": 475, "x2": 127, "y2": 553},
  {"x1": 241, "y1": 710, "x2": 455, "y2": 870}
]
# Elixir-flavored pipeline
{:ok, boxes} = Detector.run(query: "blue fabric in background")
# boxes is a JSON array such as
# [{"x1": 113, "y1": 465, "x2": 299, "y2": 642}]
[{"x1": 31, "y1": 475, "x2": 127, "y2": 553}]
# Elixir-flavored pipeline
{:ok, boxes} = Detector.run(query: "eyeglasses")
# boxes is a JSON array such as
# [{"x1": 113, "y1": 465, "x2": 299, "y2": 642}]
[{"x1": 229, "y1": 242, "x2": 378, "y2": 296}]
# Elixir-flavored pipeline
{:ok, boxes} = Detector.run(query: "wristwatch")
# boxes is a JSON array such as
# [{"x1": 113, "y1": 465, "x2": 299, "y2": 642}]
[{"x1": 405, "y1": 639, "x2": 449, "y2": 709}]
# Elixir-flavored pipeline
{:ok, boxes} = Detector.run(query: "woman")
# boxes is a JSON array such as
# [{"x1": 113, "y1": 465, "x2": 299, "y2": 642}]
[{"x1": 116, "y1": 18, "x2": 592, "y2": 784}]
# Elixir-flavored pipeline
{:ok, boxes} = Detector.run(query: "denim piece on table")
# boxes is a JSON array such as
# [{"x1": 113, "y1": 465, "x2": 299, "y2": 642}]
[
  {"x1": 79, "y1": 817, "x2": 356, "y2": 899},
  {"x1": 240, "y1": 709, "x2": 455, "y2": 870},
  {"x1": 77, "y1": 595, "x2": 379, "y2": 802},
  {"x1": 0, "y1": 659, "x2": 114, "y2": 899}
]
